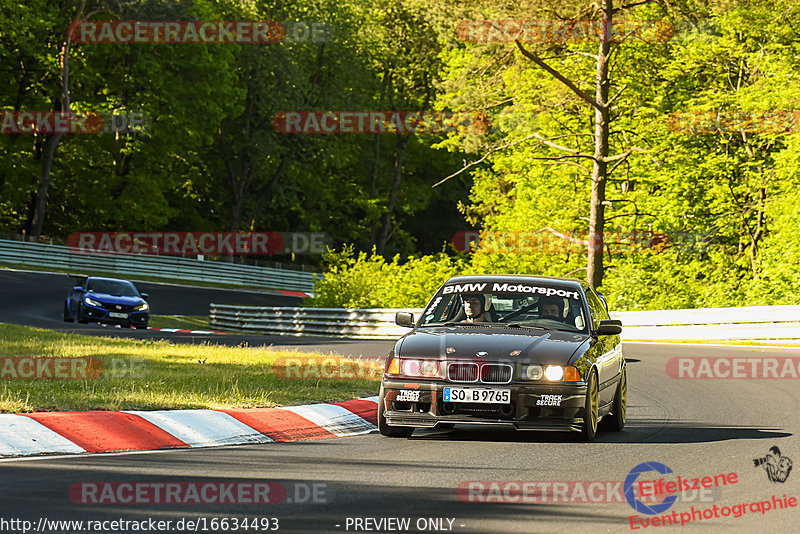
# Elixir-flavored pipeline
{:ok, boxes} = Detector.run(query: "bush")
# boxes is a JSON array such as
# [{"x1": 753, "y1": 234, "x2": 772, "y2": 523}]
[{"x1": 306, "y1": 246, "x2": 465, "y2": 309}]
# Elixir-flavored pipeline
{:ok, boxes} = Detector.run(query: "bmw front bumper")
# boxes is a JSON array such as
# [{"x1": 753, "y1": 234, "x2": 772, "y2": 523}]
[{"x1": 381, "y1": 379, "x2": 589, "y2": 432}]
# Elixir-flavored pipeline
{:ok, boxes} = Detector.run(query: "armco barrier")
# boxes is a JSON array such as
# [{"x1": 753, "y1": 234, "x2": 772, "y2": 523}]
[
  {"x1": 211, "y1": 304, "x2": 800, "y2": 342},
  {"x1": 210, "y1": 305, "x2": 425, "y2": 339},
  {"x1": 0, "y1": 239, "x2": 316, "y2": 292},
  {"x1": 611, "y1": 305, "x2": 800, "y2": 342}
]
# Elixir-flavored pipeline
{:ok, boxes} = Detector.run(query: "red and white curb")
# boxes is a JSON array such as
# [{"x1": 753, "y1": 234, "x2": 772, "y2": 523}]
[
  {"x1": 146, "y1": 327, "x2": 229, "y2": 335},
  {"x1": 0, "y1": 397, "x2": 378, "y2": 458}
]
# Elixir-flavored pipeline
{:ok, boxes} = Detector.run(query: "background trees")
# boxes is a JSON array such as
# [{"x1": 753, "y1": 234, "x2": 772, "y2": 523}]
[{"x1": 0, "y1": 0, "x2": 798, "y2": 308}]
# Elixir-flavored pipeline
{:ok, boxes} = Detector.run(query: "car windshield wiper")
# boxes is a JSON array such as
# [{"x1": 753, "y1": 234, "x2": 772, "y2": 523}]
[{"x1": 502, "y1": 323, "x2": 547, "y2": 330}]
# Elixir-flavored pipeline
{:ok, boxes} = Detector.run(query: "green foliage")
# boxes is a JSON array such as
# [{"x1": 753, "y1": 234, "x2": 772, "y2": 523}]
[
  {"x1": 2, "y1": 0, "x2": 800, "y2": 310},
  {"x1": 307, "y1": 245, "x2": 465, "y2": 308}
]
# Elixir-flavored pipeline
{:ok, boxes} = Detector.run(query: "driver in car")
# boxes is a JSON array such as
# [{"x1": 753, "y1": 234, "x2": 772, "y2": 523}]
[
  {"x1": 462, "y1": 294, "x2": 488, "y2": 323},
  {"x1": 539, "y1": 296, "x2": 565, "y2": 322}
]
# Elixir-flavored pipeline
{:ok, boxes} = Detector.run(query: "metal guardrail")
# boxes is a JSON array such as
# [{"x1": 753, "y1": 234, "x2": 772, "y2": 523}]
[
  {"x1": 210, "y1": 305, "x2": 424, "y2": 339},
  {"x1": 0, "y1": 239, "x2": 317, "y2": 292},
  {"x1": 211, "y1": 304, "x2": 800, "y2": 342},
  {"x1": 611, "y1": 305, "x2": 800, "y2": 342}
]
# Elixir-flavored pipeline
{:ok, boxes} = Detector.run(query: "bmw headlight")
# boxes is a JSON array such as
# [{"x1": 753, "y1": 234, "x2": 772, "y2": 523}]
[
  {"x1": 538, "y1": 365, "x2": 582, "y2": 382},
  {"x1": 84, "y1": 297, "x2": 102, "y2": 307},
  {"x1": 544, "y1": 365, "x2": 564, "y2": 381},
  {"x1": 524, "y1": 364, "x2": 543, "y2": 380},
  {"x1": 387, "y1": 358, "x2": 443, "y2": 378},
  {"x1": 134, "y1": 302, "x2": 149, "y2": 311}
]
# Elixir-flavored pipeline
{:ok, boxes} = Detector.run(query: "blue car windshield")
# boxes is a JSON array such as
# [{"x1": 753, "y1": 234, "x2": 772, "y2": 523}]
[{"x1": 86, "y1": 280, "x2": 139, "y2": 297}]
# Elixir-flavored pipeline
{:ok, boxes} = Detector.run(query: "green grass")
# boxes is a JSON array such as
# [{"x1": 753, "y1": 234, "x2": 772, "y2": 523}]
[
  {"x1": 148, "y1": 315, "x2": 211, "y2": 330},
  {"x1": 0, "y1": 323, "x2": 380, "y2": 413}
]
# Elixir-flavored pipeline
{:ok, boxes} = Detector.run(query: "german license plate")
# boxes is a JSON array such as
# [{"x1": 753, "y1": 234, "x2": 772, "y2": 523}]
[
  {"x1": 443, "y1": 387, "x2": 511, "y2": 404},
  {"x1": 108, "y1": 312, "x2": 128, "y2": 318}
]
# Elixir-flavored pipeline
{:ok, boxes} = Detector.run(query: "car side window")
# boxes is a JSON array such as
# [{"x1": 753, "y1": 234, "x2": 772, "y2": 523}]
[{"x1": 585, "y1": 288, "x2": 609, "y2": 329}]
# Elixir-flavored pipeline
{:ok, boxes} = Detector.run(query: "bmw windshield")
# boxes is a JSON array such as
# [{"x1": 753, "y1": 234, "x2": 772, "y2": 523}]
[{"x1": 419, "y1": 280, "x2": 589, "y2": 334}]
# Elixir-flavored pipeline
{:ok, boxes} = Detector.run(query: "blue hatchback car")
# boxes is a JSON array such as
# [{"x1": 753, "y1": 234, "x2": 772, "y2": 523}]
[{"x1": 63, "y1": 275, "x2": 150, "y2": 328}]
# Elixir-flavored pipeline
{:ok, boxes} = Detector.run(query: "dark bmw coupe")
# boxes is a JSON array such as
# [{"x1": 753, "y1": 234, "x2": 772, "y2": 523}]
[
  {"x1": 379, "y1": 275, "x2": 625, "y2": 441},
  {"x1": 63, "y1": 275, "x2": 150, "y2": 329}
]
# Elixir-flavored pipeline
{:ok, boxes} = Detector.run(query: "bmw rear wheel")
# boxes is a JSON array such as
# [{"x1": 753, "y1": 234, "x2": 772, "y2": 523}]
[
  {"x1": 581, "y1": 370, "x2": 599, "y2": 441},
  {"x1": 378, "y1": 385, "x2": 414, "y2": 438}
]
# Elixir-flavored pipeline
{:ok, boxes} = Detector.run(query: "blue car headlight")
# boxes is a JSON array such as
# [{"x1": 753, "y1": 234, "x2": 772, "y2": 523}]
[
  {"x1": 84, "y1": 297, "x2": 102, "y2": 307},
  {"x1": 134, "y1": 302, "x2": 149, "y2": 311}
]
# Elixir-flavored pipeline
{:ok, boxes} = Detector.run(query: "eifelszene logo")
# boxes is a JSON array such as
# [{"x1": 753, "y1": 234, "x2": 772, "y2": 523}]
[
  {"x1": 754, "y1": 446, "x2": 793, "y2": 483},
  {"x1": 625, "y1": 462, "x2": 678, "y2": 515}
]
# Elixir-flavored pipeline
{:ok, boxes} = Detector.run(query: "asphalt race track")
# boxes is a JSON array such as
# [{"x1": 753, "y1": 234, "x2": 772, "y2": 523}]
[
  {"x1": 0, "y1": 269, "x2": 798, "y2": 533},
  {"x1": 0, "y1": 269, "x2": 384, "y2": 358}
]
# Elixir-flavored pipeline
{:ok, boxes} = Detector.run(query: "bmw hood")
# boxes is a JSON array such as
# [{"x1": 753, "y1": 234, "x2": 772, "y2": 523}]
[
  {"x1": 86, "y1": 292, "x2": 145, "y2": 306},
  {"x1": 395, "y1": 326, "x2": 589, "y2": 365}
]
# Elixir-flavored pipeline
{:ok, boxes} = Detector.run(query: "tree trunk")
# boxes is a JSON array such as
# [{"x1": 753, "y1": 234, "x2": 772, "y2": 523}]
[
  {"x1": 30, "y1": 0, "x2": 85, "y2": 239},
  {"x1": 376, "y1": 134, "x2": 410, "y2": 254},
  {"x1": 586, "y1": 0, "x2": 613, "y2": 289}
]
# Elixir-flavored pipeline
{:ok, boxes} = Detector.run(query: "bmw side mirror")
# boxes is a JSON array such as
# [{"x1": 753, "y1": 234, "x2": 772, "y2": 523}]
[
  {"x1": 596, "y1": 319, "x2": 622, "y2": 336},
  {"x1": 140, "y1": 293, "x2": 149, "y2": 300},
  {"x1": 73, "y1": 286, "x2": 82, "y2": 291},
  {"x1": 395, "y1": 312, "x2": 414, "y2": 327}
]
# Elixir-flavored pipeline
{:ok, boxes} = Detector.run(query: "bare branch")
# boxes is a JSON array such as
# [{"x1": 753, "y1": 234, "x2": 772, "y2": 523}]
[
  {"x1": 432, "y1": 134, "x2": 539, "y2": 188},
  {"x1": 541, "y1": 160, "x2": 593, "y2": 173},
  {"x1": 532, "y1": 132, "x2": 596, "y2": 159},
  {"x1": 514, "y1": 40, "x2": 601, "y2": 112},
  {"x1": 607, "y1": 84, "x2": 628, "y2": 107},
  {"x1": 604, "y1": 146, "x2": 645, "y2": 163},
  {"x1": 612, "y1": 1, "x2": 651, "y2": 14}
]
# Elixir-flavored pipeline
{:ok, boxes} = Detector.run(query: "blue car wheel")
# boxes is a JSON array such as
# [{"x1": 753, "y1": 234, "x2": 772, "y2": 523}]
[
  {"x1": 77, "y1": 302, "x2": 89, "y2": 324},
  {"x1": 63, "y1": 302, "x2": 74, "y2": 322}
]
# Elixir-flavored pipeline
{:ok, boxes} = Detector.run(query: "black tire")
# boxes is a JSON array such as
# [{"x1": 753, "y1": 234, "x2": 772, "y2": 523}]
[
  {"x1": 135, "y1": 325, "x2": 148, "y2": 330},
  {"x1": 378, "y1": 385, "x2": 414, "y2": 438},
  {"x1": 605, "y1": 368, "x2": 627, "y2": 431},
  {"x1": 77, "y1": 303, "x2": 89, "y2": 324},
  {"x1": 581, "y1": 370, "x2": 599, "y2": 442},
  {"x1": 63, "y1": 303, "x2": 74, "y2": 322}
]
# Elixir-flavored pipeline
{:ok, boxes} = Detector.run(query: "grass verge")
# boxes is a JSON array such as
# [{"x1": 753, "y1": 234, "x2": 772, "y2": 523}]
[
  {"x1": 148, "y1": 315, "x2": 211, "y2": 330},
  {"x1": 0, "y1": 323, "x2": 380, "y2": 413}
]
